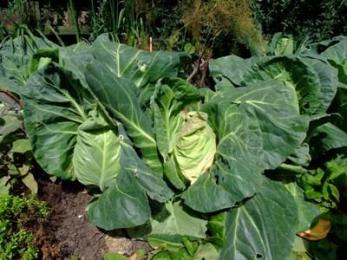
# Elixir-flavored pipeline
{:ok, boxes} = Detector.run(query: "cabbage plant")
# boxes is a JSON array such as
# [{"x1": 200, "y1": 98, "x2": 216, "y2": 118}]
[{"x1": 2, "y1": 34, "x2": 347, "y2": 259}]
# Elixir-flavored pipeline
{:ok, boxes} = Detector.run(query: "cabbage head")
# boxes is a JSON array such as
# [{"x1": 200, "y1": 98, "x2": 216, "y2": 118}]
[{"x1": 174, "y1": 111, "x2": 216, "y2": 183}]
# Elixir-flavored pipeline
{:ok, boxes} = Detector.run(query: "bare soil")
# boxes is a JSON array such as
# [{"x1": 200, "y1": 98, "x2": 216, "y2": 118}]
[{"x1": 34, "y1": 177, "x2": 150, "y2": 260}]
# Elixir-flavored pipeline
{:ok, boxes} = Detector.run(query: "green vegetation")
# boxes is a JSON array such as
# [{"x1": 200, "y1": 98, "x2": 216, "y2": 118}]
[
  {"x1": 0, "y1": 1, "x2": 346, "y2": 259},
  {"x1": 0, "y1": 194, "x2": 48, "y2": 259},
  {"x1": 1, "y1": 0, "x2": 346, "y2": 55},
  {"x1": 252, "y1": 0, "x2": 347, "y2": 42},
  {"x1": 0, "y1": 30, "x2": 57, "y2": 195},
  {"x1": 1, "y1": 32, "x2": 346, "y2": 259}
]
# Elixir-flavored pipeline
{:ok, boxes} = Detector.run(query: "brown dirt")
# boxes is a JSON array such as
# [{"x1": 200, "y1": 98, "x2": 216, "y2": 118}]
[{"x1": 35, "y1": 177, "x2": 151, "y2": 260}]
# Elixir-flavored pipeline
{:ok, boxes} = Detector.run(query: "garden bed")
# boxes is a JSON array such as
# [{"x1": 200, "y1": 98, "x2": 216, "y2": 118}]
[{"x1": 34, "y1": 176, "x2": 150, "y2": 259}]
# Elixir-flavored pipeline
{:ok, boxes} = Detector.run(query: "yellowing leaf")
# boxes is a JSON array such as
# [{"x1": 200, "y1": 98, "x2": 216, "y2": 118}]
[
  {"x1": 18, "y1": 164, "x2": 30, "y2": 176},
  {"x1": 297, "y1": 218, "x2": 331, "y2": 241},
  {"x1": 22, "y1": 173, "x2": 38, "y2": 194}
]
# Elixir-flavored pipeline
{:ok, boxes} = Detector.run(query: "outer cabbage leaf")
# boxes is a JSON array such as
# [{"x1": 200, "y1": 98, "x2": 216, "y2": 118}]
[
  {"x1": 60, "y1": 42, "x2": 93, "y2": 86},
  {"x1": 305, "y1": 36, "x2": 347, "y2": 57},
  {"x1": 86, "y1": 169, "x2": 150, "y2": 230},
  {"x1": 127, "y1": 201, "x2": 207, "y2": 257},
  {"x1": 308, "y1": 122, "x2": 347, "y2": 156},
  {"x1": 92, "y1": 34, "x2": 186, "y2": 88},
  {"x1": 244, "y1": 56, "x2": 337, "y2": 115},
  {"x1": 285, "y1": 183, "x2": 320, "y2": 232},
  {"x1": 330, "y1": 85, "x2": 347, "y2": 131},
  {"x1": 304, "y1": 38, "x2": 347, "y2": 132},
  {"x1": 301, "y1": 57, "x2": 339, "y2": 112},
  {"x1": 210, "y1": 55, "x2": 338, "y2": 116},
  {"x1": 182, "y1": 162, "x2": 262, "y2": 213},
  {"x1": 73, "y1": 113, "x2": 121, "y2": 190},
  {"x1": 23, "y1": 64, "x2": 92, "y2": 179},
  {"x1": 209, "y1": 55, "x2": 257, "y2": 87},
  {"x1": 75, "y1": 113, "x2": 172, "y2": 199},
  {"x1": 85, "y1": 135, "x2": 173, "y2": 230},
  {"x1": 215, "y1": 179, "x2": 299, "y2": 260},
  {"x1": 86, "y1": 59, "x2": 162, "y2": 173},
  {"x1": 116, "y1": 132, "x2": 173, "y2": 203},
  {"x1": 318, "y1": 36, "x2": 347, "y2": 84},
  {"x1": 316, "y1": 37, "x2": 347, "y2": 130},
  {"x1": 0, "y1": 35, "x2": 57, "y2": 94},
  {"x1": 75, "y1": 117, "x2": 173, "y2": 230},
  {"x1": 149, "y1": 201, "x2": 207, "y2": 239},
  {"x1": 213, "y1": 80, "x2": 308, "y2": 168},
  {"x1": 183, "y1": 80, "x2": 308, "y2": 213}
]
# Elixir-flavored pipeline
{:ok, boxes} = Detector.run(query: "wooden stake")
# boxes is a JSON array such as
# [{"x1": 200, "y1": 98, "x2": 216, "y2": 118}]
[{"x1": 149, "y1": 36, "x2": 153, "y2": 52}]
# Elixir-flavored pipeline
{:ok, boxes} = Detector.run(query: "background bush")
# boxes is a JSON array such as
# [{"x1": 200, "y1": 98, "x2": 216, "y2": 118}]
[{"x1": 252, "y1": 0, "x2": 347, "y2": 42}]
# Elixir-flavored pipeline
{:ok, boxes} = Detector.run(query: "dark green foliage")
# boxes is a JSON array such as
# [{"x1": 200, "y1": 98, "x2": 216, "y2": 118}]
[
  {"x1": 298, "y1": 157, "x2": 347, "y2": 208},
  {"x1": 252, "y1": 0, "x2": 347, "y2": 42}
]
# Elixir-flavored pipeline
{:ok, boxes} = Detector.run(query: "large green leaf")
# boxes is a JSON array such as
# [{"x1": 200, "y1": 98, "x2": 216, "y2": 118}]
[
  {"x1": 115, "y1": 130, "x2": 173, "y2": 203},
  {"x1": 0, "y1": 35, "x2": 56, "y2": 94},
  {"x1": 300, "y1": 57, "x2": 339, "y2": 112},
  {"x1": 60, "y1": 42, "x2": 93, "y2": 86},
  {"x1": 308, "y1": 122, "x2": 347, "y2": 156},
  {"x1": 209, "y1": 55, "x2": 257, "y2": 87},
  {"x1": 210, "y1": 54, "x2": 339, "y2": 116},
  {"x1": 244, "y1": 56, "x2": 337, "y2": 115},
  {"x1": 214, "y1": 80, "x2": 307, "y2": 169},
  {"x1": 73, "y1": 113, "x2": 121, "y2": 190},
  {"x1": 86, "y1": 169, "x2": 150, "y2": 230},
  {"x1": 129, "y1": 202, "x2": 208, "y2": 260},
  {"x1": 23, "y1": 64, "x2": 92, "y2": 179},
  {"x1": 318, "y1": 36, "x2": 347, "y2": 84},
  {"x1": 183, "y1": 80, "x2": 308, "y2": 212},
  {"x1": 330, "y1": 85, "x2": 347, "y2": 131},
  {"x1": 149, "y1": 201, "x2": 207, "y2": 239},
  {"x1": 75, "y1": 114, "x2": 173, "y2": 202},
  {"x1": 85, "y1": 59, "x2": 162, "y2": 173},
  {"x1": 92, "y1": 34, "x2": 186, "y2": 88},
  {"x1": 285, "y1": 183, "x2": 320, "y2": 232},
  {"x1": 218, "y1": 179, "x2": 298, "y2": 260},
  {"x1": 308, "y1": 37, "x2": 347, "y2": 129},
  {"x1": 182, "y1": 162, "x2": 262, "y2": 213}
]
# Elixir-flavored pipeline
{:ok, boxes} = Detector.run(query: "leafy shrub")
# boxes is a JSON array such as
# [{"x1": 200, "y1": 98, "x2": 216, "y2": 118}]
[
  {"x1": 252, "y1": 0, "x2": 347, "y2": 42},
  {"x1": 180, "y1": 0, "x2": 266, "y2": 55},
  {"x1": 0, "y1": 194, "x2": 48, "y2": 259},
  {"x1": 294, "y1": 156, "x2": 347, "y2": 208}
]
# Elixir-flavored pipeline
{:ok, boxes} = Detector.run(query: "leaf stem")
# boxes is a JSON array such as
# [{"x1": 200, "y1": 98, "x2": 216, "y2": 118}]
[{"x1": 277, "y1": 163, "x2": 307, "y2": 175}]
